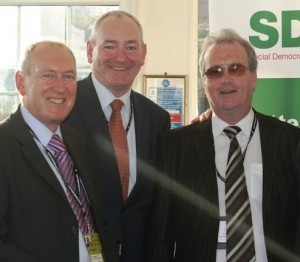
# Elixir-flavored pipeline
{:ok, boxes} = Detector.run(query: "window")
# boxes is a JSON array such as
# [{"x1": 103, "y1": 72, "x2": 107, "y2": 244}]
[
  {"x1": 198, "y1": 0, "x2": 209, "y2": 114},
  {"x1": 0, "y1": 5, "x2": 118, "y2": 121}
]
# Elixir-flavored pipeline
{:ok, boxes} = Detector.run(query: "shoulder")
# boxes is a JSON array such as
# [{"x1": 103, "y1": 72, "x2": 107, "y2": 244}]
[
  {"x1": 162, "y1": 122, "x2": 203, "y2": 143},
  {"x1": 61, "y1": 123, "x2": 84, "y2": 141},
  {"x1": 77, "y1": 73, "x2": 93, "y2": 88},
  {"x1": 0, "y1": 109, "x2": 23, "y2": 140},
  {"x1": 256, "y1": 111, "x2": 300, "y2": 134},
  {"x1": 132, "y1": 91, "x2": 168, "y2": 114}
]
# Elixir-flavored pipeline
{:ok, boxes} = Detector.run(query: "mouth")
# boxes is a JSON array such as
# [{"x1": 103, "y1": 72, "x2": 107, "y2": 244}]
[
  {"x1": 48, "y1": 98, "x2": 65, "y2": 104},
  {"x1": 112, "y1": 66, "x2": 127, "y2": 71},
  {"x1": 220, "y1": 89, "x2": 236, "y2": 94}
]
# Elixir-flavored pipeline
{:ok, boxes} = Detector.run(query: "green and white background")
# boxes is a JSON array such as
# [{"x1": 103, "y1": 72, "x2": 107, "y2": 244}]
[{"x1": 209, "y1": 0, "x2": 300, "y2": 126}]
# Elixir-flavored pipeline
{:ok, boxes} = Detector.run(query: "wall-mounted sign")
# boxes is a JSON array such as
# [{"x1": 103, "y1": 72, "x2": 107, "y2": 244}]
[{"x1": 143, "y1": 74, "x2": 188, "y2": 129}]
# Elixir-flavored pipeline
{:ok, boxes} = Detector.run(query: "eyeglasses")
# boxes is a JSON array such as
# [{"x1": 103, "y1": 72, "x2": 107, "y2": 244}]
[{"x1": 203, "y1": 63, "x2": 253, "y2": 79}]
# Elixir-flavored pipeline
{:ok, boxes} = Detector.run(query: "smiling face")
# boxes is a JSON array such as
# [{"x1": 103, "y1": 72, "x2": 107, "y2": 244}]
[
  {"x1": 15, "y1": 43, "x2": 77, "y2": 132},
  {"x1": 87, "y1": 14, "x2": 147, "y2": 97},
  {"x1": 203, "y1": 41, "x2": 257, "y2": 124}
]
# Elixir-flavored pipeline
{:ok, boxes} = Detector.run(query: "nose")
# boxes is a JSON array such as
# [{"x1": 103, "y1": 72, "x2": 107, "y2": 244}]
[
  {"x1": 220, "y1": 69, "x2": 234, "y2": 81},
  {"x1": 51, "y1": 75, "x2": 69, "y2": 91},
  {"x1": 115, "y1": 48, "x2": 127, "y2": 61}
]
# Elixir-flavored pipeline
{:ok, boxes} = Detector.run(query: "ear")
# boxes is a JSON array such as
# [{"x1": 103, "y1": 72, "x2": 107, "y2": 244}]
[
  {"x1": 15, "y1": 71, "x2": 26, "y2": 96},
  {"x1": 251, "y1": 71, "x2": 257, "y2": 91},
  {"x1": 86, "y1": 41, "x2": 94, "y2": 64},
  {"x1": 141, "y1": 44, "x2": 147, "y2": 66}
]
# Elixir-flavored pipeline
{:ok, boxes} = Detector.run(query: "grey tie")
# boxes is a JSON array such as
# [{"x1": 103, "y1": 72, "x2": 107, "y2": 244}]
[{"x1": 224, "y1": 126, "x2": 256, "y2": 262}]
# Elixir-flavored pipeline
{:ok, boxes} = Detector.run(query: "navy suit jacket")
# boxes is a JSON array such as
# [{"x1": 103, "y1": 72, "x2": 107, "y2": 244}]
[
  {"x1": 0, "y1": 107, "x2": 104, "y2": 261},
  {"x1": 149, "y1": 111, "x2": 300, "y2": 262},
  {"x1": 65, "y1": 74, "x2": 170, "y2": 262}
]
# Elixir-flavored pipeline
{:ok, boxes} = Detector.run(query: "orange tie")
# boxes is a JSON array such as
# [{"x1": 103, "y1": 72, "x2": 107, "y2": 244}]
[{"x1": 109, "y1": 99, "x2": 130, "y2": 201}]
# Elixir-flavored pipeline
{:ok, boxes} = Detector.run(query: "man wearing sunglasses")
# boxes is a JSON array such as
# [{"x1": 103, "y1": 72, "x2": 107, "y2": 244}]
[{"x1": 148, "y1": 28, "x2": 300, "y2": 261}]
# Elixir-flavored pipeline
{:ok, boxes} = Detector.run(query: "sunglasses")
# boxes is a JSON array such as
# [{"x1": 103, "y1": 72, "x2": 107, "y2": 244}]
[{"x1": 203, "y1": 63, "x2": 252, "y2": 79}]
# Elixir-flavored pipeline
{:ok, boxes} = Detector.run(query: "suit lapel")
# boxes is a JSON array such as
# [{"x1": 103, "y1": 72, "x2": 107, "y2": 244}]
[
  {"x1": 77, "y1": 76, "x2": 122, "y2": 202},
  {"x1": 191, "y1": 120, "x2": 219, "y2": 213},
  {"x1": 256, "y1": 113, "x2": 278, "y2": 216},
  {"x1": 77, "y1": 75, "x2": 108, "y2": 133},
  {"x1": 61, "y1": 125, "x2": 99, "y2": 210},
  {"x1": 11, "y1": 110, "x2": 69, "y2": 203},
  {"x1": 127, "y1": 92, "x2": 152, "y2": 201}
]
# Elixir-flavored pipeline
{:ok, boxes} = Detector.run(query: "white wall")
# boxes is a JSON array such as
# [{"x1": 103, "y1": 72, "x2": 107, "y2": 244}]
[{"x1": 122, "y1": 0, "x2": 199, "y2": 123}]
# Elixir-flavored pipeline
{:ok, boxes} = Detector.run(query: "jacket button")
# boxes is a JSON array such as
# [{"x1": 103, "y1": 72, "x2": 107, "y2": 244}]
[{"x1": 72, "y1": 226, "x2": 78, "y2": 234}]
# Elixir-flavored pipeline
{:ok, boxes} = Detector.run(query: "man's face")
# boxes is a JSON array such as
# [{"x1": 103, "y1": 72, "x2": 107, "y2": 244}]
[
  {"x1": 202, "y1": 42, "x2": 257, "y2": 122},
  {"x1": 87, "y1": 15, "x2": 147, "y2": 97},
  {"x1": 16, "y1": 45, "x2": 77, "y2": 132}
]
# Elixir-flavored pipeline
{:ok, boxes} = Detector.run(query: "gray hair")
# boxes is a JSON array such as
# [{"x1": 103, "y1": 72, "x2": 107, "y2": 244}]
[
  {"x1": 19, "y1": 40, "x2": 76, "y2": 75},
  {"x1": 90, "y1": 10, "x2": 144, "y2": 44},
  {"x1": 199, "y1": 28, "x2": 257, "y2": 75}
]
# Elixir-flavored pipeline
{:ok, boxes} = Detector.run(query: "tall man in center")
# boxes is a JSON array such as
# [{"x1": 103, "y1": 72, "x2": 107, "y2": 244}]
[{"x1": 65, "y1": 11, "x2": 171, "y2": 262}]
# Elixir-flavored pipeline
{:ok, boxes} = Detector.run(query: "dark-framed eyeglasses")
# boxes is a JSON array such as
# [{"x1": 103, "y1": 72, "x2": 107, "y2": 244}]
[{"x1": 203, "y1": 63, "x2": 253, "y2": 79}]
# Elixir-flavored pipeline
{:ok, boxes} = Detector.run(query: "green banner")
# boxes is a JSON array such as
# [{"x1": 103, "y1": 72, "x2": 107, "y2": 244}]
[{"x1": 253, "y1": 78, "x2": 300, "y2": 126}]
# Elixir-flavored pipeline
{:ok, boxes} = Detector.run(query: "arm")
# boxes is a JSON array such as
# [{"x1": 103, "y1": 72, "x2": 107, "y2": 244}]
[
  {"x1": 145, "y1": 132, "x2": 176, "y2": 262},
  {"x1": 0, "y1": 167, "x2": 38, "y2": 261}
]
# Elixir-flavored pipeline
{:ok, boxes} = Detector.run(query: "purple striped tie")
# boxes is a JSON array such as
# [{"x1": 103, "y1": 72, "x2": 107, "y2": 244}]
[{"x1": 48, "y1": 134, "x2": 96, "y2": 235}]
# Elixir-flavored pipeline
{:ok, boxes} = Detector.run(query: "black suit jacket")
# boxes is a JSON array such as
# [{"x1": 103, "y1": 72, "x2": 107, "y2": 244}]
[
  {"x1": 149, "y1": 111, "x2": 300, "y2": 262},
  {"x1": 65, "y1": 74, "x2": 170, "y2": 262},
  {"x1": 0, "y1": 107, "x2": 105, "y2": 262}
]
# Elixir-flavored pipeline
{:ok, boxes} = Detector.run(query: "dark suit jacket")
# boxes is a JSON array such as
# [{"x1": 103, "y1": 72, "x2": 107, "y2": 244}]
[
  {"x1": 0, "y1": 107, "x2": 107, "y2": 261},
  {"x1": 149, "y1": 111, "x2": 300, "y2": 262},
  {"x1": 65, "y1": 74, "x2": 171, "y2": 262}
]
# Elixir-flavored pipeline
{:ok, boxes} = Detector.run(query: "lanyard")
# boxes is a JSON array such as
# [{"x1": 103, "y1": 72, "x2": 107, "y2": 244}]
[
  {"x1": 216, "y1": 114, "x2": 258, "y2": 183},
  {"x1": 29, "y1": 129, "x2": 90, "y2": 218}
]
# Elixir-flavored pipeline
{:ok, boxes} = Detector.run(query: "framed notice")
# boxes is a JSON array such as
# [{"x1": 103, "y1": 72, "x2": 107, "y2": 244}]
[{"x1": 143, "y1": 74, "x2": 188, "y2": 129}]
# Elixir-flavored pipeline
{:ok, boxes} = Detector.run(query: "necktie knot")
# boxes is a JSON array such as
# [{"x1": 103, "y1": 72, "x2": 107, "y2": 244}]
[
  {"x1": 110, "y1": 99, "x2": 124, "y2": 112},
  {"x1": 48, "y1": 134, "x2": 67, "y2": 155},
  {"x1": 224, "y1": 126, "x2": 241, "y2": 139}
]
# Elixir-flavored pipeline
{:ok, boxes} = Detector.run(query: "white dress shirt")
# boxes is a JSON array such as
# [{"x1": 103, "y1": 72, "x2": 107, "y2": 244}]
[
  {"x1": 21, "y1": 105, "x2": 90, "y2": 262},
  {"x1": 212, "y1": 109, "x2": 268, "y2": 262},
  {"x1": 92, "y1": 74, "x2": 137, "y2": 196}
]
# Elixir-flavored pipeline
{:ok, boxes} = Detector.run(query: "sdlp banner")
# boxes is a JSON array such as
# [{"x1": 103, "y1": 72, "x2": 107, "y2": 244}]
[{"x1": 209, "y1": 0, "x2": 300, "y2": 127}]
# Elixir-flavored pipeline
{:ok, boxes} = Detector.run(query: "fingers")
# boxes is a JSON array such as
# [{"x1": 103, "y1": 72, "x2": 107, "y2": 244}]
[{"x1": 190, "y1": 108, "x2": 213, "y2": 123}]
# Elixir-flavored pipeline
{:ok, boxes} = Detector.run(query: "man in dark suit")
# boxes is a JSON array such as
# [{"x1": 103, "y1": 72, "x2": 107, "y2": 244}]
[
  {"x1": 65, "y1": 11, "x2": 170, "y2": 262},
  {"x1": 149, "y1": 29, "x2": 300, "y2": 261},
  {"x1": 0, "y1": 40, "x2": 116, "y2": 261}
]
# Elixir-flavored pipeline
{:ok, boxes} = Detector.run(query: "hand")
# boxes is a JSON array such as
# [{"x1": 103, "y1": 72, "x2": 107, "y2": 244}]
[{"x1": 191, "y1": 108, "x2": 213, "y2": 123}]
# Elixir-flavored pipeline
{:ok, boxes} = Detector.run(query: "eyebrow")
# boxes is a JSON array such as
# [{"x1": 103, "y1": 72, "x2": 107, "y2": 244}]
[
  {"x1": 103, "y1": 39, "x2": 139, "y2": 45},
  {"x1": 36, "y1": 69, "x2": 76, "y2": 75}
]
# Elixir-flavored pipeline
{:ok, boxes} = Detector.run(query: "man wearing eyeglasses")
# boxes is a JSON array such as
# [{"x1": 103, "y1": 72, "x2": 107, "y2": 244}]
[{"x1": 148, "y1": 28, "x2": 300, "y2": 261}]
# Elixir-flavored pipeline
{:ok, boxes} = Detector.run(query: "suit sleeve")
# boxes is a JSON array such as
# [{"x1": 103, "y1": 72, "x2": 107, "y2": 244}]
[
  {"x1": 296, "y1": 140, "x2": 300, "y2": 256},
  {"x1": 0, "y1": 165, "x2": 39, "y2": 261},
  {"x1": 146, "y1": 132, "x2": 176, "y2": 262}
]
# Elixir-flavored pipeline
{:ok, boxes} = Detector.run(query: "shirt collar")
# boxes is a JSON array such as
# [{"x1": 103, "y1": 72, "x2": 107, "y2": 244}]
[
  {"x1": 212, "y1": 109, "x2": 255, "y2": 139},
  {"x1": 91, "y1": 74, "x2": 131, "y2": 113},
  {"x1": 20, "y1": 105, "x2": 62, "y2": 146}
]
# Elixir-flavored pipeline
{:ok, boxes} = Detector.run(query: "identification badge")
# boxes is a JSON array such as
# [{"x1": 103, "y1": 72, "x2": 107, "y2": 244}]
[
  {"x1": 217, "y1": 216, "x2": 226, "y2": 249},
  {"x1": 85, "y1": 233, "x2": 104, "y2": 262},
  {"x1": 250, "y1": 163, "x2": 263, "y2": 201}
]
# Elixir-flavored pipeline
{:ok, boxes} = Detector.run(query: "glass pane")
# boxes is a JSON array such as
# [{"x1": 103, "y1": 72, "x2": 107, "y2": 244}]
[
  {"x1": 20, "y1": 6, "x2": 66, "y2": 51},
  {"x1": 0, "y1": 5, "x2": 119, "y2": 121},
  {"x1": 70, "y1": 6, "x2": 119, "y2": 79},
  {"x1": 0, "y1": 7, "x2": 19, "y2": 120},
  {"x1": 198, "y1": 0, "x2": 209, "y2": 114}
]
